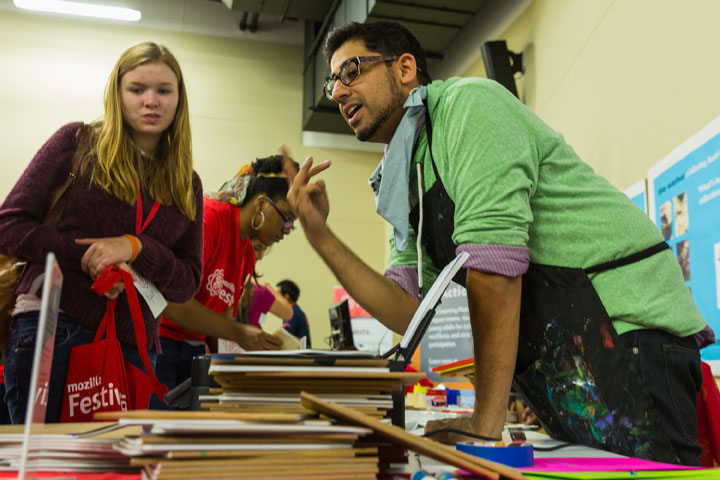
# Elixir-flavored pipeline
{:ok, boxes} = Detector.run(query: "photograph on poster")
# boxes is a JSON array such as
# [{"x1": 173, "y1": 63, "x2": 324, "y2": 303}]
[
  {"x1": 677, "y1": 239, "x2": 691, "y2": 282},
  {"x1": 660, "y1": 200, "x2": 673, "y2": 240},
  {"x1": 674, "y1": 192, "x2": 689, "y2": 237}
]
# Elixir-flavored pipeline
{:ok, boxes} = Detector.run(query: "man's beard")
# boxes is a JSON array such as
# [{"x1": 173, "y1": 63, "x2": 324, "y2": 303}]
[{"x1": 355, "y1": 72, "x2": 405, "y2": 142}]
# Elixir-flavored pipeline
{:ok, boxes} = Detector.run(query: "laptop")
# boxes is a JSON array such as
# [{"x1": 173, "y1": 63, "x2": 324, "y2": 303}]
[{"x1": 328, "y1": 299, "x2": 355, "y2": 351}]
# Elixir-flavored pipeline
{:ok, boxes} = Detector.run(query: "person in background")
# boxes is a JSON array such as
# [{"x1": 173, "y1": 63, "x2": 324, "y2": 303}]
[
  {"x1": 286, "y1": 21, "x2": 711, "y2": 465},
  {"x1": 234, "y1": 241, "x2": 273, "y2": 325},
  {"x1": 243, "y1": 278, "x2": 293, "y2": 328},
  {"x1": 277, "y1": 279, "x2": 311, "y2": 348},
  {"x1": 152, "y1": 155, "x2": 297, "y2": 409},
  {"x1": 0, "y1": 42, "x2": 204, "y2": 423}
]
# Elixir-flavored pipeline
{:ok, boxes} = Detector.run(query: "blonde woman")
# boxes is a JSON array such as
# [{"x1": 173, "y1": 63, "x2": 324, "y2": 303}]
[{"x1": 0, "y1": 42, "x2": 203, "y2": 423}]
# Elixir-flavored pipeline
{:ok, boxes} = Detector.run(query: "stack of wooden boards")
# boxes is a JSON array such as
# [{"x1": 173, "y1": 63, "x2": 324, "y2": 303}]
[
  {"x1": 96, "y1": 410, "x2": 380, "y2": 480},
  {"x1": 99, "y1": 395, "x2": 527, "y2": 480},
  {"x1": 0, "y1": 394, "x2": 528, "y2": 479},
  {"x1": 201, "y1": 353, "x2": 425, "y2": 469},
  {"x1": 202, "y1": 354, "x2": 422, "y2": 421},
  {"x1": 0, "y1": 422, "x2": 139, "y2": 473}
]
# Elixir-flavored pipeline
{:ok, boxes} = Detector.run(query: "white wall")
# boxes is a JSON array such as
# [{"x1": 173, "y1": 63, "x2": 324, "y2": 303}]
[{"x1": 465, "y1": 0, "x2": 720, "y2": 190}]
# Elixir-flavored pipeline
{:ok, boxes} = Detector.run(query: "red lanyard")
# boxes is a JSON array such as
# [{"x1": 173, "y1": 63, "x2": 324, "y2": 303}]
[{"x1": 136, "y1": 191, "x2": 160, "y2": 235}]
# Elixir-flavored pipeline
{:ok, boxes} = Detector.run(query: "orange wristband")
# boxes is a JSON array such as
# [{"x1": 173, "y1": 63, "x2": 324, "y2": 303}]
[{"x1": 123, "y1": 234, "x2": 139, "y2": 262}]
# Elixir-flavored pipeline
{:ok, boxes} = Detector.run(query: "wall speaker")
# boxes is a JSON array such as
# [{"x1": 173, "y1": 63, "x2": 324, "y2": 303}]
[{"x1": 480, "y1": 40, "x2": 523, "y2": 98}]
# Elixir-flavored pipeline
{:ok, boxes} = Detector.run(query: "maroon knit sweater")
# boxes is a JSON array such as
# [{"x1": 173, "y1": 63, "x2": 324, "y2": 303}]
[{"x1": 0, "y1": 122, "x2": 203, "y2": 347}]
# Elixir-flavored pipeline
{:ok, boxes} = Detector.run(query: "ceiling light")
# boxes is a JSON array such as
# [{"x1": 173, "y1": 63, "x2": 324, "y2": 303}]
[{"x1": 14, "y1": 0, "x2": 141, "y2": 22}]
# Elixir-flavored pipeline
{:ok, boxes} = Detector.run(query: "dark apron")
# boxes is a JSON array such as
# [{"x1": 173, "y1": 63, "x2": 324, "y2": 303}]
[{"x1": 408, "y1": 104, "x2": 678, "y2": 462}]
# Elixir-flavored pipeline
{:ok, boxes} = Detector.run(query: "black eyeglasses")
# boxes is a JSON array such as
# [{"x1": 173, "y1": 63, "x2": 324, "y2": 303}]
[
  {"x1": 323, "y1": 55, "x2": 399, "y2": 101},
  {"x1": 266, "y1": 197, "x2": 295, "y2": 232}
]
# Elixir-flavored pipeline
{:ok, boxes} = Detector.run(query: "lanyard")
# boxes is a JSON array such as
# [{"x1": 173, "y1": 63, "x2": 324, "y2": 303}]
[{"x1": 136, "y1": 190, "x2": 160, "y2": 235}]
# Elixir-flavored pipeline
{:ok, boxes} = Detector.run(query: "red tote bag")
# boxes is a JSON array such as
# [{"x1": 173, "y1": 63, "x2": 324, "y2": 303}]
[{"x1": 60, "y1": 266, "x2": 168, "y2": 422}]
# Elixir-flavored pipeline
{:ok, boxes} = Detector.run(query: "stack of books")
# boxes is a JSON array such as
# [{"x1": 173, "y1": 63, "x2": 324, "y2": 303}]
[
  {"x1": 96, "y1": 393, "x2": 527, "y2": 480},
  {"x1": 96, "y1": 410, "x2": 379, "y2": 480},
  {"x1": 202, "y1": 354, "x2": 423, "y2": 421},
  {"x1": 201, "y1": 352, "x2": 425, "y2": 470},
  {"x1": 0, "y1": 422, "x2": 139, "y2": 473}
]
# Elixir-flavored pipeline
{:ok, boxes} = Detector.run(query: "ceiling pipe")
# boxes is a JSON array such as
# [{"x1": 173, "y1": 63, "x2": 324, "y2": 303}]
[
  {"x1": 278, "y1": 0, "x2": 290, "y2": 23},
  {"x1": 304, "y1": 0, "x2": 340, "y2": 70}
]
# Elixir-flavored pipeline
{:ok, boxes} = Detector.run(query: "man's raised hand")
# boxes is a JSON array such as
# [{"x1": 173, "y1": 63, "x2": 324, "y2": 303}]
[{"x1": 281, "y1": 146, "x2": 331, "y2": 241}]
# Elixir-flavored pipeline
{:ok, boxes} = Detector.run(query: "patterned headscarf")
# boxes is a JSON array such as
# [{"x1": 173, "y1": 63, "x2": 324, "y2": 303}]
[{"x1": 210, "y1": 164, "x2": 286, "y2": 205}]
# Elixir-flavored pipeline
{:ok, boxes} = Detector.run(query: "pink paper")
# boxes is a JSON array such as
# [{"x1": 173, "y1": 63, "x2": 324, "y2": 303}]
[{"x1": 521, "y1": 457, "x2": 700, "y2": 472}]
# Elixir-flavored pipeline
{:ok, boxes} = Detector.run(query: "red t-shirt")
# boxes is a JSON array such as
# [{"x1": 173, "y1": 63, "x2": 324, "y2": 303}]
[{"x1": 159, "y1": 197, "x2": 255, "y2": 342}]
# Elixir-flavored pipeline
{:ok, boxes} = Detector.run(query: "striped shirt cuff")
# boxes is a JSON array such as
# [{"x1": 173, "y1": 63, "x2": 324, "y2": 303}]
[
  {"x1": 384, "y1": 265, "x2": 421, "y2": 302},
  {"x1": 457, "y1": 243, "x2": 529, "y2": 277},
  {"x1": 695, "y1": 325, "x2": 716, "y2": 349}
]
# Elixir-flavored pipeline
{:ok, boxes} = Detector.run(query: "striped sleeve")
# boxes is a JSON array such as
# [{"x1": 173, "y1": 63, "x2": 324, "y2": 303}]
[
  {"x1": 384, "y1": 265, "x2": 421, "y2": 302},
  {"x1": 457, "y1": 243, "x2": 529, "y2": 277}
]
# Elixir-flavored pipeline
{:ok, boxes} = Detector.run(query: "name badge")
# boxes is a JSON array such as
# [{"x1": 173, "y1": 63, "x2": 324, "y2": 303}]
[{"x1": 130, "y1": 267, "x2": 167, "y2": 318}]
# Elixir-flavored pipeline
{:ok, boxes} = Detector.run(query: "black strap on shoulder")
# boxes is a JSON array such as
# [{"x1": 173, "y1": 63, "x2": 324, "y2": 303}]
[
  {"x1": 421, "y1": 98, "x2": 441, "y2": 182},
  {"x1": 584, "y1": 242, "x2": 670, "y2": 274}
]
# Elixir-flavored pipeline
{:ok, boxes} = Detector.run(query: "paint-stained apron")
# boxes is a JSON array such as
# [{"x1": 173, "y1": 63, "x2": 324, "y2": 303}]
[{"x1": 408, "y1": 106, "x2": 679, "y2": 462}]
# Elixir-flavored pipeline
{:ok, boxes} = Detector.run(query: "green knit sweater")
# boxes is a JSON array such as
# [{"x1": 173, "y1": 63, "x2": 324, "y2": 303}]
[{"x1": 387, "y1": 77, "x2": 705, "y2": 337}]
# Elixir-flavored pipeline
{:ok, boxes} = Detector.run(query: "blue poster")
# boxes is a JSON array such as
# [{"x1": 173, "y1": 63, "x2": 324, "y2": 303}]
[
  {"x1": 624, "y1": 180, "x2": 647, "y2": 214},
  {"x1": 648, "y1": 117, "x2": 720, "y2": 366}
]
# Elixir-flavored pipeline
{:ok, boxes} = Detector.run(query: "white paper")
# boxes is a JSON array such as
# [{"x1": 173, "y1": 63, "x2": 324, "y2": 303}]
[
  {"x1": 116, "y1": 419, "x2": 372, "y2": 436},
  {"x1": 131, "y1": 267, "x2": 167, "y2": 318},
  {"x1": 208, "y1": 364, "x2": 389, "y2": 374}
]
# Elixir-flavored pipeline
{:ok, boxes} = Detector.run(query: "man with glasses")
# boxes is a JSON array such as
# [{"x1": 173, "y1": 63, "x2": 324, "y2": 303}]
[{"x1": 287, "y1": 21, "x2": 710, "y2": 465}]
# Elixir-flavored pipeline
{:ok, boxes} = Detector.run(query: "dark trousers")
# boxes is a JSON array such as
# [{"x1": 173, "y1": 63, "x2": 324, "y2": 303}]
[
  {"x1": 4, "y1": 312, "x2": 157, "y2": 424},
  {"x1": 619, "y1": 328, "x2": 703, "y2": 466},
  {"x1": 149, "y1": 336, "x2": 206, "y2": 410}
]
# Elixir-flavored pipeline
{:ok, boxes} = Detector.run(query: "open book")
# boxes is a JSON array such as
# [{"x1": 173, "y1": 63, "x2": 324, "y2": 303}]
[{"x1": 271, "y1": 327, "x2": 306, "y2": 350}]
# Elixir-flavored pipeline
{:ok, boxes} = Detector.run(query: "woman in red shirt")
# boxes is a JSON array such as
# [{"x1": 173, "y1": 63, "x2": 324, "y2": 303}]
[{"x1": 154, "y1": 155, "x2": 298, "y2": 408}]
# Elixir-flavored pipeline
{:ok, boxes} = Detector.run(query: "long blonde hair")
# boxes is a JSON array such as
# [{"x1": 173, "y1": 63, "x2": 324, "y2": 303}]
[{"x1": 87, "y1": 42, "x2": 196, "y2": 220}]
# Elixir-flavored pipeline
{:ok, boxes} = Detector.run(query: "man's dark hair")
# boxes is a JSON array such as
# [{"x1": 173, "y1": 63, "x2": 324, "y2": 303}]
[
  {"x1": 323, "y1": 21, "x2": 431, "y2": 85},
  {"x1": 277, "y1": 279, "x2": 300, "y2": 303}
]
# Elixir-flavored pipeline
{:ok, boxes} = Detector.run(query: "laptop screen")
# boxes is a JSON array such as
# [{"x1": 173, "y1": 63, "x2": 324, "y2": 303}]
[{"x1": 328, "y1": 299, "x2": 354, "y2": 351}]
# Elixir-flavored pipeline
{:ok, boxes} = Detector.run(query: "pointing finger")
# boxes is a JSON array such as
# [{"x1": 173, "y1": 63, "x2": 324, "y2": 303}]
[
  {"x1": 307, "y1": 160, "x2": 331, "y2": 178},
  {"x1": 75, "y1": 238, "x2": 98, "y2": 245}
]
